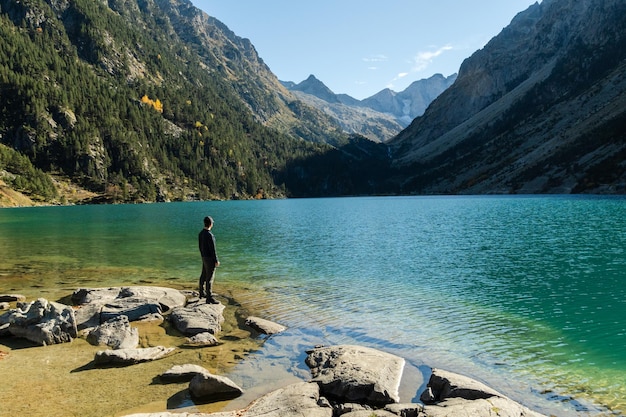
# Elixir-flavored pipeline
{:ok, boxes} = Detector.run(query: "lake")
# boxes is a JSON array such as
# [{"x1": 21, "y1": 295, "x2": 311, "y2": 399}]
[{"x1": 1, "y1": 196, "x2": 624, "y2": 416}]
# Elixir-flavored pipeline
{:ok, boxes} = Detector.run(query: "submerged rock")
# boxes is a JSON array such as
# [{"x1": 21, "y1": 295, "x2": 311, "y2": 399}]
[
  {"x1": 245, "y1": 316, "x2": 287, "y2": 335},
  {"x1": 305, "y1": 345, "x2": 405, "y2": 406},
  {"x1": 184, "y1": 332, "x2": 220, "y2": 347},
  {"x1": 0, "y1": 298, "x2": 77, "y2": 345}
]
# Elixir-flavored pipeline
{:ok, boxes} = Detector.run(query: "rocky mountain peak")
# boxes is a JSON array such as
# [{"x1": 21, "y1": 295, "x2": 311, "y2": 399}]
[{"x1": 289, "y1": 75, "x2": 341, "y2": 103}]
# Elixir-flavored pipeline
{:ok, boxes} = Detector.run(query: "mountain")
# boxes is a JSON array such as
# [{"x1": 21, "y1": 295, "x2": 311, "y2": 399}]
[
  {"x1": 288, "y1": 74, "x2": 340, "y2": 104},
  {"x1": 0, "y1": 0, "x2": 363, "y2": 204},
  {"x1": 2, "y1": 0, "x2": 625, "y2": 205},
  {"x1": 389, "y1": 0, "x2": 626, "y2": 194},
  {"x1": 282, "y1": 74, "x2": 456, "y2": 142},
  {"x1": 360, "y1": 74, "x2": 457, "y2": 125}
]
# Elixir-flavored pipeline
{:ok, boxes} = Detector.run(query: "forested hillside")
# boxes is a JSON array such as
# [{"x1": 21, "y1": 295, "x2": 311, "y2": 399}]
[{"x1": 0, "y1": 0, "x2": 382, "y2": 204}]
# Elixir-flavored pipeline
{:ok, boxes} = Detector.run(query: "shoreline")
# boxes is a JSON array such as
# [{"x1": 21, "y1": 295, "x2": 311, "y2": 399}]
[
  {"x1": 0, "y1": 283, "x2": 268, "y2": 417},
  {"x1": 0, "y1": 282, "x2": 613, "y2": 417}
]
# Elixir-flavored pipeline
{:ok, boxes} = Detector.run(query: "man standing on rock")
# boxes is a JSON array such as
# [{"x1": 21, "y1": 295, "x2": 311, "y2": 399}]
[{"x1": 199, "y1": 216, "x2": 220, "y2": 304}]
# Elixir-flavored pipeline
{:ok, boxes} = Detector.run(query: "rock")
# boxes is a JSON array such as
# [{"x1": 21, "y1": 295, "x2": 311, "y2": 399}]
[
  {"x1": 73, "y1": 303, "x2": 104, "y2": 331},
  {"x1": 94, "y1": 346, "x2": 175, "y2": 365},
  {"x1": 120, "y1": 382, "x2": 331, "y2": 417},
  {"x1": 184, "y1": 332, "x2": 220, "y2": 347},
  {"x1": 421, "y1": 368, "x2": 547, "y2": 417},
  {"x1": 334, "y1": 403, "x2": 373, "y2": 414},
  {"x1": 384, "y1": 403, "x2": 424, "y2": 417},
  {"x1": 245, "y1": 316, "x2": 287, "y2": 335},
  {"x1": 423, "y1": 396, "x2": 546, "y2": 417},
  {"x1": 169, "y1": 303, "x2": 225, "y2": 336},
  {"x1": 0, "y1": 298, "x2": 77, "y2": 345},
  {"x1": 72, "y1": 286, "x2": 187, "y2": 312},
  {"x1": 420, "y1": 368, "x2": 500, "y2": 404},
  {"x1": 419, "y1": 386, "x2": 435, "y2": 404},
  {"x1": 86, "y1": 315, "x2": 139, "y2": 349},
  {"x1": 305, "y1": 345, "x2": 405, "y2": 406},
  {"x1": 188, "y1": 372, "x2": 244, "y2": 400},
  {"x1": 0, "y1": 294, "x2": 26, "y2": 302},
  {"x1": 0, "y1": 302, "x2": 9, "y2": 310},
  {"x1": 160, "y1": 364, "x2": 211, "y2": 382},
  {"x1": 342, "y1": 411, "x2": 398, "y2": 417},
  {"x1": 100, "y1": 300, "x2": 162, "y2": 323},
  {"x1": 237, "y1": 382, "x2": 331, "y2": 417},
  {"x1": 71, "y1": 286, "x2": 187, "y2": 329}
]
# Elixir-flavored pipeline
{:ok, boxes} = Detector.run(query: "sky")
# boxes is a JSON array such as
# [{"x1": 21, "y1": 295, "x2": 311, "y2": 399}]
[{"x1": 191, "y1": 1, "x2": 539, "y2": 100}]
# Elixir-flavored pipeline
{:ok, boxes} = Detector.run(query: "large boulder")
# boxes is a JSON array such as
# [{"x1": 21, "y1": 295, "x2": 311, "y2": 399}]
[
  {"x1": 169, "y1": 302, "x2": 225, "y2": 336},
  {"x1": 305, "y1": 345, "x2": 405, "y2": 406},
  {"x1": 421, "y1": 368, "x2": 547, "y2": 417},
  {"x1": 72, "y1": 286, "x2": 187, "y2": 329},
  {"x1": 0, "y1": 298, "x2": 77, "y2": 345},
  {"x1": 188, "y1": 372, "x2": 244, "y2": 400},
  {"x1": 94, "y1": 346, "x2": 175, "y2": 365},
  {"x1": 86, "y1": 315, "x2": 139, "y2": 349},
  {"x1": 245, "y1": 316, "x2": 287, "y2": 335}
]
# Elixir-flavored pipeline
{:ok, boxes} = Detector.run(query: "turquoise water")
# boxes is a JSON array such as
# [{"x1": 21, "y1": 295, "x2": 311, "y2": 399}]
[{"x1": 1, "y1": 196, "x2": 625, "y2": 415}]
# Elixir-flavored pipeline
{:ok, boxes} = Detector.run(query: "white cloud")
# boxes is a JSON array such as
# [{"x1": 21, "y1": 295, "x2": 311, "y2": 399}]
[
  {"x1": 411, "y1": 45, "x2": 453, "y2": 72},
  {"x1": 363, "y1": 54, "x2": 388, "y2": 63},
  {"x1": 397, "y1": 72, "x2": 409, "y2": 78}
]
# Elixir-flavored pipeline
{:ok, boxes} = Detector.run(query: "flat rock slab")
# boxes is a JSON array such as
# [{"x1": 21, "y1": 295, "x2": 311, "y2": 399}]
[
  {"x1": 72, "y1": 286, "x2": 187, "y2": 330},
  {"x1": 306, "y1": 345, "x2": 405, "y2": 406},
  {"x1": 94, "y1": 346, "x2": 175, "y2": 365},
  {"x1": 245, "y1": 316, "x2": 287, "y2": 335},
  {"x1": 169, "y1": 303, "x2": 225, "y2": 336},
  {"x1": 72, "y1": 286, "x2": 187, "y2": 311}
]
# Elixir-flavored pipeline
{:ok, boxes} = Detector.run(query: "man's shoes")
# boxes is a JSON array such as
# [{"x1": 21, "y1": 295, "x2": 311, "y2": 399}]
[{"x1": 206, "y1": 297, "x2": 220, "y2": 304}]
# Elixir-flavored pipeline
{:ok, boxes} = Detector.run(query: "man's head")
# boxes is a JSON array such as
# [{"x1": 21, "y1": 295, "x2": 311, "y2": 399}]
[{"x1": 204, "y1": 216, "x2": 213, "y2": 228}]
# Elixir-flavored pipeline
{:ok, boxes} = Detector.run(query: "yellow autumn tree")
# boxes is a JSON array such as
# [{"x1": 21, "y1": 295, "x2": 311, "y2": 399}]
[{"x1": 140, "y1": 95, "x2": 163, "y2": 113}]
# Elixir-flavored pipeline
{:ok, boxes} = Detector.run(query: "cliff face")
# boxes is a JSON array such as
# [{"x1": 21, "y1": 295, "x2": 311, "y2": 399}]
[{"x1": 390, "y1": 0, "x2": 626, "y2": 194}]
